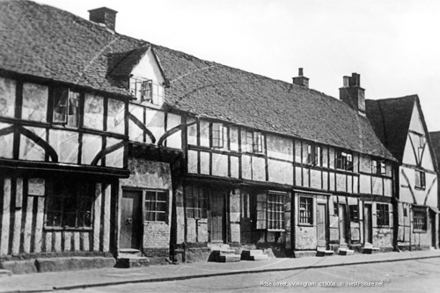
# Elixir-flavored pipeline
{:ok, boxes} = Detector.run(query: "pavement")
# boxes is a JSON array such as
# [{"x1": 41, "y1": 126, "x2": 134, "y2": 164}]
[{"x1": 1, "y1": 250, "x2": 440, "y2": 293}]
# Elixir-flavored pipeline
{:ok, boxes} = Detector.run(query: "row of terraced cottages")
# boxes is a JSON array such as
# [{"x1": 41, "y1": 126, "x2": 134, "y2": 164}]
[{"x1": 0, "y1": 1, "x2": 438, "y2": 271}]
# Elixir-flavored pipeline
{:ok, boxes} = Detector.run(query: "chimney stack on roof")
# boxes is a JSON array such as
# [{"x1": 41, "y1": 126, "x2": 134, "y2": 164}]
[
  {"x1": 339, "y1": 73, "x2": 365, "y2": 114},
  {"x1": 292, "y1": 68, "x2": 309, "y2": 88},
  {"x1": 88, "y1": 7, "x2": 118, "y2": 31}
]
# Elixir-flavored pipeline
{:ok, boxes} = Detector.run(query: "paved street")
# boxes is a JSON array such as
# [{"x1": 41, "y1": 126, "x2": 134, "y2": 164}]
[{"x1": 56, "y1": 258, "x2": 440, "y2": 293}]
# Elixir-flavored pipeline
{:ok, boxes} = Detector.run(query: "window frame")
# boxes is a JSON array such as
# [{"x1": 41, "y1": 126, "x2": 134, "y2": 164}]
[
  {"x1": 52, "y1": 88, "x2": 80, "y2": 128},
  {"x1": 45, "y1": 179, "x2": 94, "y2": 230},
  {"x1": 144, "y1": 189, "x2": 168, "y2": 223},
  {"x1": 299, "y1": 196, "x2": 313, "y2": 225},
  {"x1": 267, "y1": 192, "x2": 285, "y2": 231},
  {"x1": 349, "y1": 204, "x2": 359, "y2": 222},
  {"x1": 415, "y1": 170, "x2": 426, "y2": 190},
  {"x1": 185, "y1": 186, "x2": 209, "y2": 219},
  {"x1": 376, "y1": 203, "x2": 390, "y2": 227},
  {"x1": 211, "y1": 122, "x2": 225, "y2": 149},
  {"x1": 336, "y1": 150, "x2": 353, "y2": 171},
  {"x1": 241, "y1": 129, "x2": 265, "y2": 154},
  {"x1": 306, "y1": 143, "x2": 321, "y2": 166},
  {"x1": 413, "y1": 207, "x2": 427, "y2": 232}
]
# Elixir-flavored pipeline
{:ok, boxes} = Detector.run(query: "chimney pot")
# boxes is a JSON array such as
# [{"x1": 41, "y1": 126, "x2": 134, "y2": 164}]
[
  {"x1": 88, "y1": 7, "x2": 118, "y2": 31},
  {"x1": 298, "y1": 68, "x2": 304, "y2": 77}
]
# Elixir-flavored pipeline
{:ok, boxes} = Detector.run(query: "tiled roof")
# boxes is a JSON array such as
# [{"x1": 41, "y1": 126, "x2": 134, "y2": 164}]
[
  {"x1": 365, "y1": 96, "x2": 416, "y2": 162},
  {"x1": 429, "y1": 131, "x2": 440, "y2": 170},
  {"x1": 0, "y1": 0, "x2": 394, "y2": 160},
  {"x1": 107, "y1": 46, "x2": 150, "y2": 78}
]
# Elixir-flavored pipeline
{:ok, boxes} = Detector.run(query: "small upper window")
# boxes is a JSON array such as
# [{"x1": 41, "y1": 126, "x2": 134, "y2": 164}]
[
  {"x1": 241, "y1": 130, "x2": 264, "y2": 153},
  {"x1": 372, "y1": 160, "x2": 386, "y2": 175},
  {"x1": 307, "y1": 144, "x2": 321, "y2": 166},
  {"x1": 130, "y1": 78, "x2": 163, "y2": 106},
  {"x1": 211, "y1": 123, "x2": 224, "y2": 148},
  {"x1": 53, "y1": 88, "x2": 80, "y2": 127},
  {"x1": 415, "y1": 170, "x2": 426, "y2": 189},
  {"x1": 336, "y1": 150, "x2": 353, "y2": 171}
]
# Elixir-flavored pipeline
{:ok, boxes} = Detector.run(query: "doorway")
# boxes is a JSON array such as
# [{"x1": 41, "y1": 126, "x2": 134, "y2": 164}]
[
  {"x1": 364, "y1": 204, "x2": 373, "y2": 244},
  {"x1": 430, "y1": 211, "x2": 436, "y2": 248},
  {"x1": 317, "y1": 203, "x2": 327, "y2": 247},
  {"x1": 209, "y1": 190, "x2": 226, "y2": 242},
  {"x1": 120, "y1": 190, "x2": 142, "y2": 249},
  {"x1": 339, "y1": 204, "x2": 348, "y2": 244}
]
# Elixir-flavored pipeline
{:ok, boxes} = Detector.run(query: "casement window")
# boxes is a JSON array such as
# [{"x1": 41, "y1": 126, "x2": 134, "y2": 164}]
[
  {"x1": 145, "y1": 190, "x2": 168, "y2": 222},
  {"x1": 376, "y1": 204, "x2": 389, "y2": 226},
  {"x1": 299, "y1": 196, "x2": 313, "y2": 225},
  {"x1": 53, "y1": 88, "x2": 80, "y2": 127},
  {"x1": 130, "y1": 78, "x2": 151, "y2": 101},
  {"x1": 185, "y1": 186, "x2": 208, "y2": 219},
  {"x1": 256, "y1": 192, "x2": 285, "y2": 230},
  {"x1": 415, "y1": 170, "x2": 426, "y2": 189},
  {"x1": 336, "y1": 150, "x2": 353, "y2": 171},
  {"x1": 130, "y1": 78, "x2": 163, "y2": 105},
  {"x1": 349, "y1": 204, "x2": 359, "y2": 222},
  {"x1": 211, "y1": 123, "x2": 224, "y2": 148},
  {"x1": 45, "y1": 180, "x2": 93, "y2": 228},
  {"x1": 307, "y1": 144, "x2": 321, "y2": 166},
  {"x1": 413, "y1": 207, "x2": 427, "y2": 231},
  {"x1": 267, "y1": 193, "x2": 284, "y2": 230},
  {"x1": 242, "y1": 130, "x2": 264, "y2": 153},
  {"x1": 372, "y1": 160, "x2": 386, "y2": 175}
]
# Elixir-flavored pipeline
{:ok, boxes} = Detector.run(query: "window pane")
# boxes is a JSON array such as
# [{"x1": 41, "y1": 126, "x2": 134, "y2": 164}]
[
  {"x1": 84, "y1": 94, "x2": 104, "y2": 130},
  {"x1": 107, "y1": 98, "x2": 125, "y2": 134},
  {"x1": 0, "y1": 77, "x2": 16, "y2": 118},
  {"x1": 22, "y1": 83, "x2": 48, "y2": 122},
  {"x1": 53, "y1": 88, "x2": 68, "y2": 123}
]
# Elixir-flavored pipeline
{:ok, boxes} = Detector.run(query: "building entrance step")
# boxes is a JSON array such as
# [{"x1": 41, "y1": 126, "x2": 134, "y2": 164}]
[{"x1": 241, "y1": 250, "x2": 269, "y2": 261}]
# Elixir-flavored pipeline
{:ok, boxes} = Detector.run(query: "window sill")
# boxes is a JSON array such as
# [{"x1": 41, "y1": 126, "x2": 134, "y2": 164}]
[
  {"x1": 267, "y1": 229, "x2": 285, "y2": 232},
  {"x1": 298, "y1": 223, "x2": 314, "y2": 227},
  {"x1": 414, "y1": 186, "x2": 426, "y2": 191},
  {"x1": 413, "y1": 229, "x2": 427, "y2": 234},
  {"x1": 44, "y1": 227, "x2": 93, "y2": 232}
]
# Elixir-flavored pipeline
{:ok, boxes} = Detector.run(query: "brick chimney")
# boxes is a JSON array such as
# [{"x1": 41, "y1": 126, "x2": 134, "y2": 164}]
[
  {"x1": 339, "y1": 73, "x2": 365, "y2": 114},
  {"x1": 292, "y1": 68, "x2": 309, "y2": 88},
  {"x1": 88, "y1": 7, "x2": 118, "y2": 31}
]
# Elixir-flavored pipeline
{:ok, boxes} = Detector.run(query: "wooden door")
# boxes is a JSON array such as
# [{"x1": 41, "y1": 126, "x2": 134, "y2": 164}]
[
  {"x1": 317, "y1": 204, "x2": 327, "y2": 247},
  {"x1": 339, "y1": 204, "x2": 347, "y2": 244},
  {"x1": 364, "y1": 204, "x2": 372, "y2": 244},
  {"x1": 210, "y1": 190, "x2": 225, "y2": 242},
  {"x1": 120, "y1": 190, "x2": 142, "y2": 249}
]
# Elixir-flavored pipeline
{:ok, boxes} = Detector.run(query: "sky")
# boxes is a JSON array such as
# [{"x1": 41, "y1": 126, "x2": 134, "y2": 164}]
[{"x1": 37, "y1": 0, "x2": 440, "y2": 131}]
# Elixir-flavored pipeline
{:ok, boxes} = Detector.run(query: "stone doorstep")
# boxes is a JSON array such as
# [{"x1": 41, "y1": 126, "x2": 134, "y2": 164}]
[
  {"x1": 316, "y1": 249, "x2": 334, "y2": 257},
  {"x1": 362, "y1": 247, "x2": 380, "y2": 254},
  {"x1": 217, "y1": 254, "x2": 241, "y2": 263},
  {"x1": 247, "y1": 255, "x2": 269, "y2": 261},
  {"x1": 116, "y1": 257, "x2": 150, "y2": 268},
  {"x1": 241, "y1": 250, "x2": 269, "y2": 261},
  {"x1": 119, "y1": 248, "x2": 141, "y2": 255},
  {"x1": 338, "y1": 248, "x2": 355, "y2": 256}
]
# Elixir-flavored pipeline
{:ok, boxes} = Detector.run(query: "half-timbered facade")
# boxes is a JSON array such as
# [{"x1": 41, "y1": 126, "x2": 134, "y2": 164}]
[
  {"x1": 367, "y1": 96, "x2": 439, "y2": 250},
  {"x1": 0, "y1": 0, "x2": 401, "y2": 271}
]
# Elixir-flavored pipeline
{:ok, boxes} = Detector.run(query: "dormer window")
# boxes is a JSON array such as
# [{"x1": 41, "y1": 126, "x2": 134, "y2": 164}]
[{"x1": 130, "y1": 77, "x2": 164, "y2": 106}]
